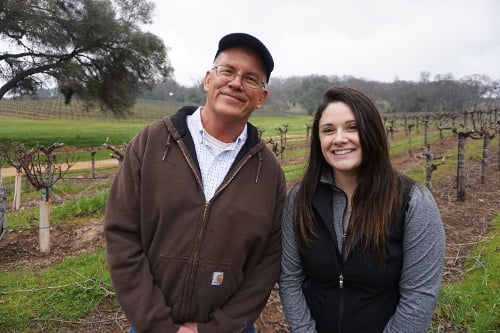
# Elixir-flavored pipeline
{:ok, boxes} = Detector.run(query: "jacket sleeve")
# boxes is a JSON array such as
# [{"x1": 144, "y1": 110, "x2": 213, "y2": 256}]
[
  {"x1": 279, "y1": 187, "x2": 318, "y2": 333},
  {"x1": 384, "y1": 185, "x2": 446, "y2": 333},
  {"x1": 104, "y1": 131, "x2": 180, "y2": 333}
]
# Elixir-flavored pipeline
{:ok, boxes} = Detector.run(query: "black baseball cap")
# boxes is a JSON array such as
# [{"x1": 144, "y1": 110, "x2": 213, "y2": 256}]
[{"x1": 214, "y1": 33, "x2": 274, "y2": 82}]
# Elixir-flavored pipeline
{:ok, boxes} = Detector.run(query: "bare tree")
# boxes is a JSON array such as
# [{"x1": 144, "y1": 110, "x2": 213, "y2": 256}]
[
  {"x1": 479, "y1": 126, "x2": 496, "y2": 184},
  {"x1": 102, "y1": 138, "x2": 125, "y2": 164},
  {"x1": 267, "y1": 138, "x2": 286, "y2": 164},
  {"x1": 436, "y1": 112, "x2": 453, "y2": 144},
  {"x1": 0, "y1": 186, "x2": 7, "y2": 241},
  {"x1": 497, "y1": 119, "x2": 500, "y2": 171},
  {"x1": 384, "y1": 116, "x2": 396, "y2": 140},
  {"x1": 20, "y1": 143, "x2": 76, "y2": 252},
  {"x1": 405, "y1": 121, "x2": 416, "y2": 157},
  {"x1": 87, "y1": 145, "x2": 105, "y2": 179},
  {"x1": 305, "y1": 123, "x2": 312, "y2": 142},
  {"x1": 417, "y1": 145, "x2": 447, "y2": 190},
  {"x1": 276, "y1": 124, "x2": 289, "y2": 148},
  {"x1": 256, "y1": 127, "x2": 266, "y2": 140},
  {"x1": 0, "y1": 152, "x2": 8, "y2": 241},
  {"x1": 422, "y1": 114, "x2": 431, "y2": 148},
  {"x1": 453, "y1": 129, "x2": 483, "y2": 202},
  {"x1": 4, "y1": 142, "x2": 26, "y2": 211}
]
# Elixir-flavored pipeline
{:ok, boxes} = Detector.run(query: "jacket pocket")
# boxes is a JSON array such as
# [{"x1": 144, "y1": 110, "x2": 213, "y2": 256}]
[
  {"x1": 192, "y1": 260, "x2": 238, "y2": 314},
  {"x1": 151, "y1": 256, "x2": 191, "y2": 320}
]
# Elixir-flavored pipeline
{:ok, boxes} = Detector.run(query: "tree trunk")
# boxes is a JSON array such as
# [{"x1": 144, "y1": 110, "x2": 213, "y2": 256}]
[
  {"x1": 39, "y1": 187, "x2": 51, "y2": 252},
  {"x1": 407, "y1": 125, "x2": 413, "y2": 157},
  {"x1": 424, "y1": 121, "x2": 429, "y2": 148},
  {"x1": 91, "y1": 152, "x2": 96, "y2": 179},
  {"x1": 481, "y1": 134, "x2": 490, "y2": 184},
  {"x1": 457, "y1": 134, "x2": 467, "y2": 202},
  {"x1": 425, "y1": 154, "x2": 434, "y2": 190},
  {"x1": 0, "y1": 185, "x2": 8, "y2": 241}
]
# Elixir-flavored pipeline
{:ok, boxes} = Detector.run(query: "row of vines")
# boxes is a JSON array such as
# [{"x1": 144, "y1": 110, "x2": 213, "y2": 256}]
[
  {"x1": 0, "y1": 98, "x2": 178, "y2": 121},
  {"x1": 0, "y1": 108, "x2": 498, "y2": 252}
]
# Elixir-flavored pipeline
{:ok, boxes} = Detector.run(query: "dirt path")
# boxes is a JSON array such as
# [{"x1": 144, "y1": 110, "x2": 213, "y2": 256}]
[{"x1": 0, "y1": 159, "x2": 120, "y2": 178}]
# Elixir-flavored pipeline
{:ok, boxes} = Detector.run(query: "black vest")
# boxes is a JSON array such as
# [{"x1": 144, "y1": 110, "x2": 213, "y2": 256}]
[{"x1": 300, "y1": 182, "x2": 412, "y2": 333}]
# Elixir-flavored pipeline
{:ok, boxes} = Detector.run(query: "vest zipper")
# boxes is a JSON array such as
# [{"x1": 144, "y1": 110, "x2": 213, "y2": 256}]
[
  {"x1": 338, "y1": 195, "x2": 350, "y2": 333},
  {"x1": 338, "y1": 284, "x2": 345, "y2": 333}
]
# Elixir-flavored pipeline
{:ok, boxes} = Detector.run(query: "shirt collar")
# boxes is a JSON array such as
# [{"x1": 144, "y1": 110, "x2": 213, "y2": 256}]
[{"x1": 190, "y1": 107, "x2": 248, "y2": 147}]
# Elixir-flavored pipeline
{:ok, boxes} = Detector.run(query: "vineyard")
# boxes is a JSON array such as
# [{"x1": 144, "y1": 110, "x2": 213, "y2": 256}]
[{"x1": 0, "y1": 100, "x2": 499, "y2": 332}]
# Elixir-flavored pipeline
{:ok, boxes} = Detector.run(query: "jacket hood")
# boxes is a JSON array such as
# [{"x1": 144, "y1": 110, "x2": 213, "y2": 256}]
[{"x1": 161, "y1": 105, "x2": 268, "y2": 181}]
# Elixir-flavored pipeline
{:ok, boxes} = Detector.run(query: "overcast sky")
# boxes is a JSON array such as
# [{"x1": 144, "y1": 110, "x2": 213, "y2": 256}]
[{"x1": 146, "y1": 0, "x2": 500, "y2": 87}]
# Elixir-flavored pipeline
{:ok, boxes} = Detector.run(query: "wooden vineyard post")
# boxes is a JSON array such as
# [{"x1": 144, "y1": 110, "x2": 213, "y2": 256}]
[
  {"x1": 13, "y1": 169, "x2": 22, "y2": 210},
  {"x1": 39, "y1": 187, "x2": 51, "y2": 252}
]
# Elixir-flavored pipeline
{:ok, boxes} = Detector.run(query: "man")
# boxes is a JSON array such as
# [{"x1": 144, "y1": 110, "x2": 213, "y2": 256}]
[{"x1": 104, "y1": 32, "x2": 286, "y2": 333}]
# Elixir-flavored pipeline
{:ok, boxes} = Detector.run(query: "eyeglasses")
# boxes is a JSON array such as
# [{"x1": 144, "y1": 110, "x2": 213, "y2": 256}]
[{"x1": 212, "y1": 65, "x2": 265, "y2": 89}]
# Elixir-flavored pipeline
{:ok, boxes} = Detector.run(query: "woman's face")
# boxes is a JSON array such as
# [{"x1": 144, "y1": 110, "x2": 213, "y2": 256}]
[{"x1": 319, "y1": 101, "x2": 362, "y2": 178}]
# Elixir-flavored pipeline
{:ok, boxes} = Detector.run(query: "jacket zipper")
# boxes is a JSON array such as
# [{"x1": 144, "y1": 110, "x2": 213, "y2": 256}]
[
  {"x1": 177, "y1": 140, "x2": 254, "y2": 320},
  {"x1": 177, "y1": 140, "x2": 206, "y2": 320}
]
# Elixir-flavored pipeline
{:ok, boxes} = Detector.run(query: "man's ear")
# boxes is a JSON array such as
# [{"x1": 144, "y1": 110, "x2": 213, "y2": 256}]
[
  {"x1": 203, "y1": 70, "x2": 212, "y2": 92},
  {"x1": 256, "y1": 89, "x2": 269, "y2": 109}
]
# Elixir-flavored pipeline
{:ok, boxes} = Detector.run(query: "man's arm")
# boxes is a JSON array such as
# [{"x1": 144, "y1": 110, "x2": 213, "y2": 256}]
[{"x1": 104, "y1": 133, "x2": 180, "y2": 333}]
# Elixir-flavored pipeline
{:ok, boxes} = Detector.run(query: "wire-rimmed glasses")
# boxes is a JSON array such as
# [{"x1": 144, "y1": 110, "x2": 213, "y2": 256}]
[{"x1": 212, "y1": 65, "x2": 265, "y2": 89}]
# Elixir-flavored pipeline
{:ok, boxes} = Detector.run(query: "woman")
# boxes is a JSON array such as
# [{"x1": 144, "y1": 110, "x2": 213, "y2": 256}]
[{"x1": 279, "y1": 87, "x2": 445, "y2": 332}]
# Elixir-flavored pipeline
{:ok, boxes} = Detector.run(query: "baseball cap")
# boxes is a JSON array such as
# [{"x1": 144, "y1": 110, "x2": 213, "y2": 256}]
[{"x1": 214, "y1": 33, "x2": 274, "y2": 82}]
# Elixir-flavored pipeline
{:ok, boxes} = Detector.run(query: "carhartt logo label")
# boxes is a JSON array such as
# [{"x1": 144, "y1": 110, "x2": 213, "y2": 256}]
[{"x1": 211, "y1": 272, "x2": 224, "y2": 286}]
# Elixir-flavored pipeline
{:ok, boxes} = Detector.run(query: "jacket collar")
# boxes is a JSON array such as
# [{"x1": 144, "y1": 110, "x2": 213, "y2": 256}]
[{"x1": 163, "y1": 106, "x2": 267, "y2": 168}]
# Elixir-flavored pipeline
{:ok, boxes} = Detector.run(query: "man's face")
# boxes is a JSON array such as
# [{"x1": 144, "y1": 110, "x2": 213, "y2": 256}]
[{"x1": 203, "y1": 46, "x2": 269, "y2": 124}]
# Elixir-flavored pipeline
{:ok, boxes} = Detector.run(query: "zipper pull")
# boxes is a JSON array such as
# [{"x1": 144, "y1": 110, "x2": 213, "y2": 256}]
[{"x1": 339, "y1": 274, "x2": 344, "y2": 289}]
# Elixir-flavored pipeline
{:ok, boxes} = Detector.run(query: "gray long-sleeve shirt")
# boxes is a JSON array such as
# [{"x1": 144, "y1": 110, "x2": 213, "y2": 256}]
[{"x1": 279, "y1": 178, "x2": 446, "y2": 333}]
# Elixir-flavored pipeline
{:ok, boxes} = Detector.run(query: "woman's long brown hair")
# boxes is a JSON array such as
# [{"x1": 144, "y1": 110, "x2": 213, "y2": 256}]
[{"x1": 294, "y1": 86, "x2": 410, "y2": 262}]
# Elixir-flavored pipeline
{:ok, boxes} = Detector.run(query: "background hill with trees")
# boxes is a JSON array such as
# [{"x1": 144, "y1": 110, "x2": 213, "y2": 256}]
[{"x1": 1, "y1": 1, "x2": 498, "y2": 118}]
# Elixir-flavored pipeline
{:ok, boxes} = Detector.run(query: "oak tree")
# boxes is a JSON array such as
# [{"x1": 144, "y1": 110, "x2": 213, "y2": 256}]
[{"x1": 0, "y1": 0, "x2": 172, "y2": 115}]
